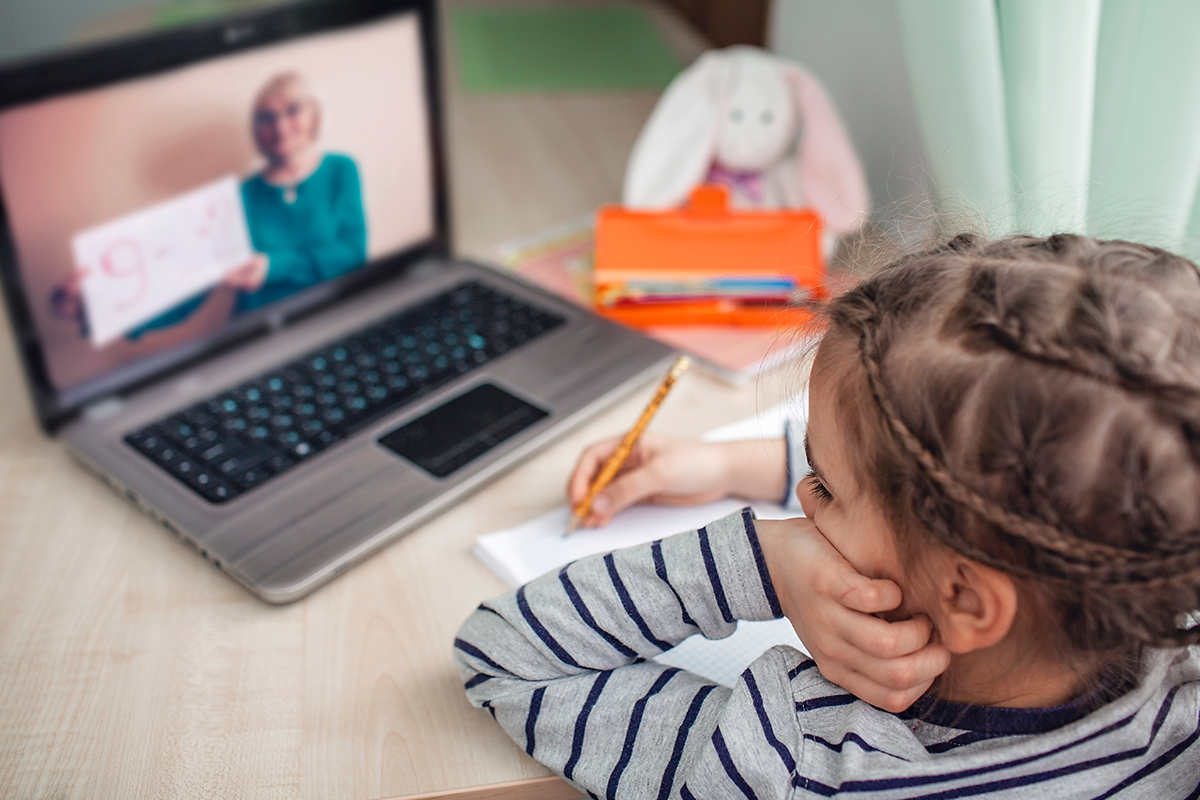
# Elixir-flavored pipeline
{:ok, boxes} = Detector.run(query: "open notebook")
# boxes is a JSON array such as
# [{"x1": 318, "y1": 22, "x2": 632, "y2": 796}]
[{"x1": 473, "y1": 399, "x2": 811, "y2": 686}]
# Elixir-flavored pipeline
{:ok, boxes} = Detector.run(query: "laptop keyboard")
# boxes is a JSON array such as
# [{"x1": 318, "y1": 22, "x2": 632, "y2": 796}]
[{"x1": 124, "y1": 281, "x2": 566, "y2": 503}]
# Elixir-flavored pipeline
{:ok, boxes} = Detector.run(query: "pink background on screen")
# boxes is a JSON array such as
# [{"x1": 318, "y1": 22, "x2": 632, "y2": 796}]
[{"x1": 0, "y1": 13, "x2": 433, "y2": 391}]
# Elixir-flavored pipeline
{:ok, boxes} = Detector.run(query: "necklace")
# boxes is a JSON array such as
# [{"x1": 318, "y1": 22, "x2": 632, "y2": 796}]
[{"x1": 282, "y1": 185, "x2": 298, "y2": 204}]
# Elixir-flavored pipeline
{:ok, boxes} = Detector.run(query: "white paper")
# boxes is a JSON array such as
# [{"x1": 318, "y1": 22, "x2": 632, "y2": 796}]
[
  {"x1": 73, "y1": 175, "x2": 253, "y2": 346},
  {"x1": 472, "y1": 399, "x2": 810, "y2": 685}
]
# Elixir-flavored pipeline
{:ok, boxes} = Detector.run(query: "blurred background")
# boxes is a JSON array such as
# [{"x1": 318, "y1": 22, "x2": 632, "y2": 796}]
[
  {"x1": 5, "y1": 0, "x2": 1200, "y2": 259},
  {"x1": 0, "y1": 0, "x2": 932, "y2": 249}
]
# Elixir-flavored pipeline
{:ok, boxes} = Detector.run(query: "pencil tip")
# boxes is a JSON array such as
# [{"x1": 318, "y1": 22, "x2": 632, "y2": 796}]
[{"x1": 563, "y1": 514, "x2": 580, "y2": 537}]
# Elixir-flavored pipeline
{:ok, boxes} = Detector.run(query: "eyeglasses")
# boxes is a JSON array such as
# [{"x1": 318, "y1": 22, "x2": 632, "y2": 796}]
[{"x1": 254, "y1": 101, "x2": 311, "y2": 127}]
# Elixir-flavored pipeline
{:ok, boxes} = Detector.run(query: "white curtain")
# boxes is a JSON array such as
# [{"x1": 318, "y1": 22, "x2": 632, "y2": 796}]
[{"x1": 894, "y1": 0, "x2": 1200, "y2": 257}]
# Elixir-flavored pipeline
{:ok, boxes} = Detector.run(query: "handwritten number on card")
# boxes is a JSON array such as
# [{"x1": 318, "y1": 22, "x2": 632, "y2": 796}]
[
  {"x1": 99, "y1": 238, "x2": 148, "y2": 311},
  {"x1": 72, "y1": 175, "x2": 253, "y2": 346}
]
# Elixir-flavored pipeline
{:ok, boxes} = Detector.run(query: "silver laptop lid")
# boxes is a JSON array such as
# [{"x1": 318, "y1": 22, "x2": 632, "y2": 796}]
[{"x1": 0, "y1": 0, "x2": 449, "y2": 433}]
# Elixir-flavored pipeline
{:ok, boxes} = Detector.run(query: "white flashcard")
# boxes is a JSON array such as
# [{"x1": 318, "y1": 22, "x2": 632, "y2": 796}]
[{"x1": 72, "y1": 175, "x2": 253, "y2": 346}]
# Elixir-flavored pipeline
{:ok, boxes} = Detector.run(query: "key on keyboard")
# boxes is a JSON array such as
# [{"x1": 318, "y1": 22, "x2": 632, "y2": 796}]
[{"x1": 125, "y1": 281, "x2": 565, "y2": 503}]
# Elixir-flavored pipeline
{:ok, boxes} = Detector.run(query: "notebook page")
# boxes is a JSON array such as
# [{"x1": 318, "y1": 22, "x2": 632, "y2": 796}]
[{"x1": 472, "y1": 398, "x2": 810, "y2": 685}]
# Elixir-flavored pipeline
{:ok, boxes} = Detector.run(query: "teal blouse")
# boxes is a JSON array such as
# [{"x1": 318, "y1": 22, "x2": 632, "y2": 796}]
[
  {"x1": 129, "y1": 153, "x2": 366, "y2": 334},
  {"x1": 236, "y1": 153, "x2": 366, "y2": 311}
]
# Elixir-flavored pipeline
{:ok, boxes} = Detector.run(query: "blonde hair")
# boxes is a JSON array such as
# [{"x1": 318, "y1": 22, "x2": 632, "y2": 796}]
[{"x1": 250, "y1": 71, "x2": 321, "y2": 155}]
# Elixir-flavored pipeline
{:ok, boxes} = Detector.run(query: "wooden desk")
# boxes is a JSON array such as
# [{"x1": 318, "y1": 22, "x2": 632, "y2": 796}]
[{"x1": 0, "y1": 4, "x2": 792, "y2": 797}]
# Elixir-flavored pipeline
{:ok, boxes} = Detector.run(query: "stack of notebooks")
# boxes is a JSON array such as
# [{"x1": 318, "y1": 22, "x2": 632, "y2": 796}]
[{"x1": 492, "y1": 218, "x2": 815, "y2": 385}]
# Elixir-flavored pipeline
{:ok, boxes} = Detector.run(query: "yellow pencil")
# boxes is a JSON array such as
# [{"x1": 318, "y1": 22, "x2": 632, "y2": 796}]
[{"x1": 565, "y1": 355, "x2": 690, "y2": 535}]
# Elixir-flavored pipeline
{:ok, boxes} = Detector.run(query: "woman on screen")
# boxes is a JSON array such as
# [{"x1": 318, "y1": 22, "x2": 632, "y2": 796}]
[
  {"x1": 235, "y1": 70, "x2": 367, "y2": 310},
  {"x1": 52, "y1": 71, "x2": 368, "y2": 340}
]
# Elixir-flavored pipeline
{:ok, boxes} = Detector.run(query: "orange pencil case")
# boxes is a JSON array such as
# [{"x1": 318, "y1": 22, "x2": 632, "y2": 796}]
[{"x1": 592, "y1": 184, "x2": 825, "y2": 327}]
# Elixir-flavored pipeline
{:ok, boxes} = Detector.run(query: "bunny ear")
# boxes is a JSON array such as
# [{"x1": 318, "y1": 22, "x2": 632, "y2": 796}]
[
  {"x1": 623, "y1": 51, "x2": 727, "y2": 209},
  {"x1": 780, "y1": 63, "x2": 870, "y2": 235}
]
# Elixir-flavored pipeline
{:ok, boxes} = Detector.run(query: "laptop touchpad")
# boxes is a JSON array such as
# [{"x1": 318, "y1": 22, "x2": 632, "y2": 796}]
[{"x1": 378, "y1": 383, "x2": 549, "y2": 478}]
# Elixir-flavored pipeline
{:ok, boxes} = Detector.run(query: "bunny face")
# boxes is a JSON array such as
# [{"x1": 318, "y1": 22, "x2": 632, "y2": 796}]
[
  {"x1": 623, "y1": 45, "x2": 869, "y2": 233},
  {"x1": 713, "y1": 56, "x2": 798, "y2": 173}
]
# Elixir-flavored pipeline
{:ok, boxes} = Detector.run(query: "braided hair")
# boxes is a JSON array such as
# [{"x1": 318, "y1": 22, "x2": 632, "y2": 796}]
[{"x1": 823, "y1": 233, "x2": 1200, "y2": 652}]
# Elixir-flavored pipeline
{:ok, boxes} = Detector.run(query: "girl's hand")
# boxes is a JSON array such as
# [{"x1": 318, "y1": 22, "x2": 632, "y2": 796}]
[
  {"x1": 223, "y1": 254, "x2": 268, "y2": 292},
  {"x1": 754, "y1": 517, "x2": 951, "y2": 712},
  {"x1": 566, "y1": 434, "x2": 786, "y2": 529}
]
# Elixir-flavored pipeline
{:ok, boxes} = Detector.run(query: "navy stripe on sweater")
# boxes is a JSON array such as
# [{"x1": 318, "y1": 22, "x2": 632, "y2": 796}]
[
  {"x1": 812, "y1": 688, "x2": 1181, "y2": 795},
  {"x1": 745, "y1": 670, "x2": 796, "y2": 772},
  {"x1": 525, "y1": 686, "x2": 545, "y2": 755},
  {"x1": 657, "y1": 683, "x2": 719, "y2": 800},
  {"x1": 517, "y1": 585, "x2": 583, "y2": 669},
  {"x1": 924, "y1": 730, "x2": 1009, "y2": 754},
  {"x1": 651, "y1": 539, "x2": 697, "y2": 627},
  {"x1": 905, "y1": 746, "x2": 1181, "y2": 799},
  {"x1": 559, "y1": 568, "x2": 639, "y2": 658},
  {"x1": 789, "y1": 659, "x2": 818, "y2": 680},
  {"x1": 565, "y1": 670, "x2": 614, "y2": 781},
  {"x1": 804, "y1": 732, "x2": 907, "y2": 760},
  {"x1": 604, "y1": 554, "x2": 672, "y2": 651},
  {"x1": 463, "y1": 673, "x2": 492, "y2": 689},
  {"x1": 713, "y1": 726, "x2": 761, "y2": 799},
  {"x1": 795, "y1": 693, "x2": 856, "y2": 713},
  {"x1": 1091, "y1": 704, "x2": 1200, "y2": 800},
  {"x1": 742, "y1": 508, "x2": 783, "y2": 619},
  {"x1": 607, "y1": 668, "x2": 680, "y2": 799},
  {"x1": 698, "y1": 526, "x2": 735, "y2": 623},
  {"x1": 453, "y1": 638, "x2": 512, "y2": 676}
]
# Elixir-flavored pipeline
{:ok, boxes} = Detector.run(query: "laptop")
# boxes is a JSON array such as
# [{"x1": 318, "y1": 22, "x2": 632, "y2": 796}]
[{"x1": 0, "y1": 0, "x2": 674, "y2": 603}]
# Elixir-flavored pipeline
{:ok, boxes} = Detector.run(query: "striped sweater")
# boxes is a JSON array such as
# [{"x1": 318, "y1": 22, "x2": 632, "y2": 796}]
[{"x1": 454, "y1": 509, "x2": 1200, "y2": 798}]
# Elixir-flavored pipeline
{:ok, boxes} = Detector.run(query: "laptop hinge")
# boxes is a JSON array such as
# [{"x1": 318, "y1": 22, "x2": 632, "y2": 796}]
[{"x1": 82, "y1": 396, "x2": 126, "y2": 421}]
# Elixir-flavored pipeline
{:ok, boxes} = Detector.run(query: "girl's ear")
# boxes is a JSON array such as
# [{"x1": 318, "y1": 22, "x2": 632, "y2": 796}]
[
  {"x1": 778, "y1": 63, "x2": 870, "y2": 236},
  {"x1": 623, "y1": 51, "x2": 727, "y2": 209},
  {"x1": 935, "y1": 558, "x2": 1019, "y2": 655}
]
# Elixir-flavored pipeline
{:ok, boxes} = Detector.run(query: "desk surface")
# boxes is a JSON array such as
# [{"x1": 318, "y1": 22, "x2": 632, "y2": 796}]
[{"x1": 0, "y1": 4, "x2": 797, "y2": 798}]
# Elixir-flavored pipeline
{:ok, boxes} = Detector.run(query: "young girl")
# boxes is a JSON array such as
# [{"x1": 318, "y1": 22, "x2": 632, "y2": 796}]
[{"x1": 454, "y1": 234, "x2": 1200, "y2": 797}]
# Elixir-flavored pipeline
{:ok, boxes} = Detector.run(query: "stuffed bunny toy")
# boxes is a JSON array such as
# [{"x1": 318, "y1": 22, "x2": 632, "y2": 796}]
[{"x1": 623, "y1": 46, "x2": 870, "y2": 237}]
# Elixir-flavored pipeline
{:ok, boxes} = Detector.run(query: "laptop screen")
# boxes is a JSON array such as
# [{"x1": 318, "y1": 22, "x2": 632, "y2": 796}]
[{"x1": 0, "y1": 4, "x2": 438, "y2": 419}]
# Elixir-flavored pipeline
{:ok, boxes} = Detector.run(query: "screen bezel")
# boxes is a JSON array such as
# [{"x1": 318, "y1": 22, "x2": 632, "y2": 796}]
[{"x1": 0, "y1": 0, "x2": 450, "y2": 433}]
